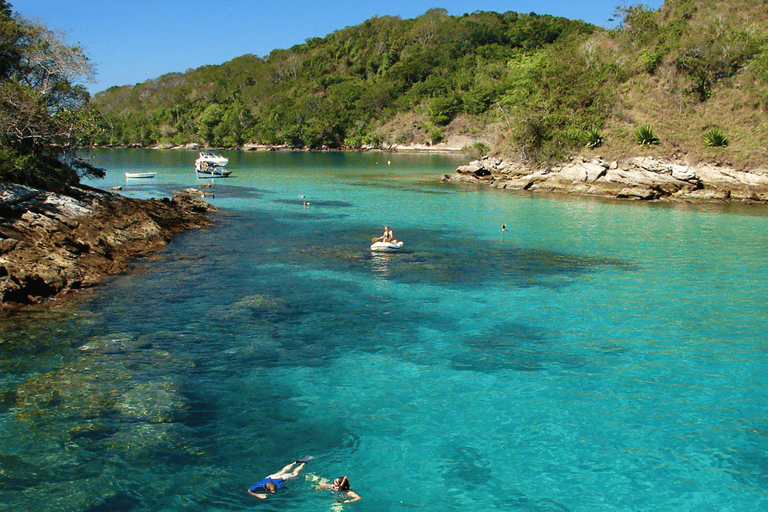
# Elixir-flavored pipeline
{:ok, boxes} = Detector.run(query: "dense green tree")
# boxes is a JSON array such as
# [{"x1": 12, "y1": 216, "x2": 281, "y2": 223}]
[
  {"x1": 428, "y1": 94, "x2": 462, "y2": 126},
  {"x1": 0, "y1": 0, "x2": 103, "y2": 190}
]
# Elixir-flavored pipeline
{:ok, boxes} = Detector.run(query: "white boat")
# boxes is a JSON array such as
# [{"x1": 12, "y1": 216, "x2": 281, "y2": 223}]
[
  {"x1": 196, "y1": 163, "x2": 232, "y2": 178},
  {"x1": 370, "y1": 240, "x2": 404, "y2": 252},
  {"x1": 125, "y1": 171, "x2": 156, "y2": 179},
  {"x1": 195, "y1": 151, "x2": 231, "y2": 178},
  {"x1": 196, "y1": 151, "x2": 228, "y2": 166}
]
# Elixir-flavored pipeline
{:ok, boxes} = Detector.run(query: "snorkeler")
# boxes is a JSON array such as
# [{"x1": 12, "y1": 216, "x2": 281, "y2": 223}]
[
  {"x1": 247, "y1": 457, "x2": 314, "y2": 499},
  {"x1": 315, "y1": 475, "x2": 361, "y2": 504}
]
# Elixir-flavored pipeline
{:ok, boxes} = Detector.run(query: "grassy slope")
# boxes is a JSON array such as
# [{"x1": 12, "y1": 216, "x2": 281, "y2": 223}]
[
  {"x1": 582, "y1": 0, "x2": 768, "y2": 168},
  {"x1": 414, "y1": 0, "x2": 768, "y2": 167}
]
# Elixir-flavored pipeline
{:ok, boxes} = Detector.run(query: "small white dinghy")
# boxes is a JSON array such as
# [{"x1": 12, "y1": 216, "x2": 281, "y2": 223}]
[
  {"x1": 125, "y1": 171, "x2": 156, "y2": 179},
  {"x1": 370, "y1": 240, "x2": 404, "y2": 252}
]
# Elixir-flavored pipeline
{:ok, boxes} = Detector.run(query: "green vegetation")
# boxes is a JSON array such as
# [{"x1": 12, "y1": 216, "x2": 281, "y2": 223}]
[
  {"x1": 3, "y1": 1, "x2": 765, "y2": 192},
  {"x1": 91, "y1": 9, "x2": 596, "y2": 161},
  {"x1": 703, "y1": 128, "x2": 728, "y2": 147},
  {"x1": 0, "y1": 1, "x2": 104, "y2": 191},
  {"x1": 89, "y1": 0, "x2": 768, "y2": 168},
  {"x1": 604, "y1": 0, "x2": 768, "y2": 165},
  {"x1": 634, "y1": 125, "x2": 660, "y2": 145},
  {"x1": 583, "y1": 128, "x2": 604, "y2": 149}
]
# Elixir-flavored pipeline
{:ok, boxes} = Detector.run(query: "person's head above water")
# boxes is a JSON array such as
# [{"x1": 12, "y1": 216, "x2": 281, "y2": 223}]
[
  {"x1": 333, "y1": 476, "x2": 351, "y2": 491},
  {"x1": 264, "y1": 480, "x2": 278, "y2": 493}
]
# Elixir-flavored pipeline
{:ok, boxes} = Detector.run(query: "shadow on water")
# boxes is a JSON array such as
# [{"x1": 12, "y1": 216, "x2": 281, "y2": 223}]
[
  {"x1": 117, "y1": 182, "x2": 275, "y2": 201},
  {"x1": 449, "y1": 321, "x2": 585, "y2": 374},
  {"x1": 296, "y1": 225, "x2": 635, "y2": 290},
  {"x1": 348, "y1": 179, "x2": 457, "y2": 195},
  {"x1": 0, "y1": 200, "x2": 640, "y2": 512},
  {"x1": 76, "y1": 211, "x2": 636, "y2": 377}
]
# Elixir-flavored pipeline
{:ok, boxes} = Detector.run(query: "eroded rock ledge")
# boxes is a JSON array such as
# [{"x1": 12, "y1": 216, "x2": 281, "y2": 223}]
[
  {"x1": 447, "y1": 155, "x2": 768, "y2": 202},
  {"x1": 0, "y1": 183, "x2": 216, "y2": 313}
]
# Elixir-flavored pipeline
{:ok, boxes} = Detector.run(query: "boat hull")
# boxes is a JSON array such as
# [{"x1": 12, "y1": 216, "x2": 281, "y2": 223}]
[
  {"x1": 370, "y1": 241, "x2": 404, "y2": 252},
  {"x1": 196, "y1": 170, "x2": 232, "y2": 178},
  {"x1": 125, "y1": 172, "x2": 156, "y2": 179}
]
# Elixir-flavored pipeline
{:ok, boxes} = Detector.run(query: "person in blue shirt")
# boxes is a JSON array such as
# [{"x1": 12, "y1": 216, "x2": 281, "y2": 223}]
[{"x1": 247, "y1": 459, "x2": 310, "y2": 499}]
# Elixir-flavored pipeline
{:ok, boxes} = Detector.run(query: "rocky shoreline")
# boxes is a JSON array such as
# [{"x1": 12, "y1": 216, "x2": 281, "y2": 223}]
[
  {"x1": 447, "y1": 155, "x2": 768, "y2": 203},
  {"x1": 101, "y1": 140, "x2": 472, "y2": 153},
  {"x1": 106, "y1": 145, "x2": 768, "y2": 202},
  {"x1": 5, "y1": 152, "x2": 764, "y2": 314},
  {"x1": 0, "y1": 183, "x2": 216, "y2": 315}
]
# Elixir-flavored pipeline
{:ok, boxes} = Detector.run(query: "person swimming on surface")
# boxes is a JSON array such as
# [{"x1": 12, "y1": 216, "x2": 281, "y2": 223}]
[
  {"x1": 247, "y1": 459, "x2": 308, "y2": 499},
  {"x1": 315, "y1": 475, "x2": 361, "y2": 504}
]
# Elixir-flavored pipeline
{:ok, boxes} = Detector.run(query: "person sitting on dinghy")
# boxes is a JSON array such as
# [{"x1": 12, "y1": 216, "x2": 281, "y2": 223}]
[{"x1": 379, "y1": 225, "x2": 395, "y2": 243}]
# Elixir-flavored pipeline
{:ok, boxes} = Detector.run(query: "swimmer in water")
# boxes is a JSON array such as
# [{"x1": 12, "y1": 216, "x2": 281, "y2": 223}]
[
  {"x1": 315, "y1": 475, "x2": 361, "y2": 504},
  {"x1": 247, "y1": 459, "x2": 308, "y2": 499}
]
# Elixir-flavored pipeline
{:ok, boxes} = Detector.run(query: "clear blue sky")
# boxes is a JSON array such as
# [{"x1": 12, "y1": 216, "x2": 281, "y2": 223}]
[{"x1": 14, "y1": 0, "x2": 664, "y2": 94}]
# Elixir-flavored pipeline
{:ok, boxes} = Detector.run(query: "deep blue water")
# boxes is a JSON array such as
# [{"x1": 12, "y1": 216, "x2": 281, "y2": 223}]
[{"x1": 1, "y1": 149, "x2": 767, "y2": 511}]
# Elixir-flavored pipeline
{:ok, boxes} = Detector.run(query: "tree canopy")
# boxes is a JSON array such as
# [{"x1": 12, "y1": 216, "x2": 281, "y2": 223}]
[
  {"x1": 0, "y1": 0, "x2": 103, "y2": 191},
  {"x1": 91, "y1": 10, "x2": 595, "y2": 157},
  {"x1": 91, "y1": 1, "x2": 768, "y2": 166}
]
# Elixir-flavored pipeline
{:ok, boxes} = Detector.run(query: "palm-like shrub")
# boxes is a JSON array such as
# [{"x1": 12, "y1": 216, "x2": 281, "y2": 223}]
[
  {"x1": 634, "y1": 125, "x2": 660, "y2": 145},
  {"x1": 584, "y1": 128, "x2": 603, "y2": 148},
  {"x1": 703, "y1": 128, "x2": 728, "y2": 147}
]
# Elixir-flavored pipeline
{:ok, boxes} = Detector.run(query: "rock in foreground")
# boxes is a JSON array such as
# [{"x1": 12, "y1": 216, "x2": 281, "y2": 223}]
[{"x1": 0, "y1": 183, "x2": 216, "y2": 313}]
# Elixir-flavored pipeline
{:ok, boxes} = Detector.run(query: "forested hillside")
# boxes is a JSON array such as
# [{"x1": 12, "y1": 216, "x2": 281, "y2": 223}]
[
  {"x1": 91, "y1": 1, "x2": 768, "y2": 167},
  {"x1": 91, "y1": 9, "x2": 595, "y2": 156}
]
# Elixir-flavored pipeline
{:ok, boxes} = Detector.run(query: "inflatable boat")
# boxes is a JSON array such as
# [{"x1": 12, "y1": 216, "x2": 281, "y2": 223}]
[{"x1": 370, "y1": 240, "x2": 404, "y2": 252}]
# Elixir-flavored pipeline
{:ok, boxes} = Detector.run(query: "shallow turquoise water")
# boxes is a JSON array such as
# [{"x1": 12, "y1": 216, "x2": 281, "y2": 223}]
[{"x1": 2, "y1": 149, "x2": 768, "y2": 511}]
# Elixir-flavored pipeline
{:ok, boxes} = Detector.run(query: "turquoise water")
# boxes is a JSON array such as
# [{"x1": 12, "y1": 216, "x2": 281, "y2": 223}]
[{"x1": 2, "y1": 149, "x2": 768, "y2": 511}]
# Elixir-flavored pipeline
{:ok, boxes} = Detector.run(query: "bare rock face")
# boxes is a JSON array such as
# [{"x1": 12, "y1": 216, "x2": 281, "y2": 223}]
[
  {"x1": 0, "y1": 183, "x2": 216, "y2": 313},
  {"x1": 449, "y1": 155, "x2": 768, "y2": 203}
]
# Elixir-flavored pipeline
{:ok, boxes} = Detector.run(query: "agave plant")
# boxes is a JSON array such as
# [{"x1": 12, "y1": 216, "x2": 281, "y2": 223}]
[
  {"x1": 634, "y1": 125, "x2": 660, "y2": 145},
  {"x1": 703, "y1": 128, "x2": 728, "y2": 147},
  {"x1": 584, "y1": 128, "x2": 603, "y2": 149}
]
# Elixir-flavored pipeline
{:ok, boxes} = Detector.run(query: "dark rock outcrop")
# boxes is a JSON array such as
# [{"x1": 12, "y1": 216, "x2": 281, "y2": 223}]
[{"x1": 0, "y1": 183, "x2": 216, "y2": 313}]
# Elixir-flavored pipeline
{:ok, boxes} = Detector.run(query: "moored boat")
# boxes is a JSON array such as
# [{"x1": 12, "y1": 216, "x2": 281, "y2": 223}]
[
  {"x1": 195, "y1": 151, "x2": 231, "y2": 178},
  {"x1": 125, "y1": 171, "x2": 156, "y2": 179},
  {"x1": 196, "y1": 162, "x2": 232, "y2": 178},
  {"x1": 196, "y1": 151, "x2": 228, "y2": 166}
]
